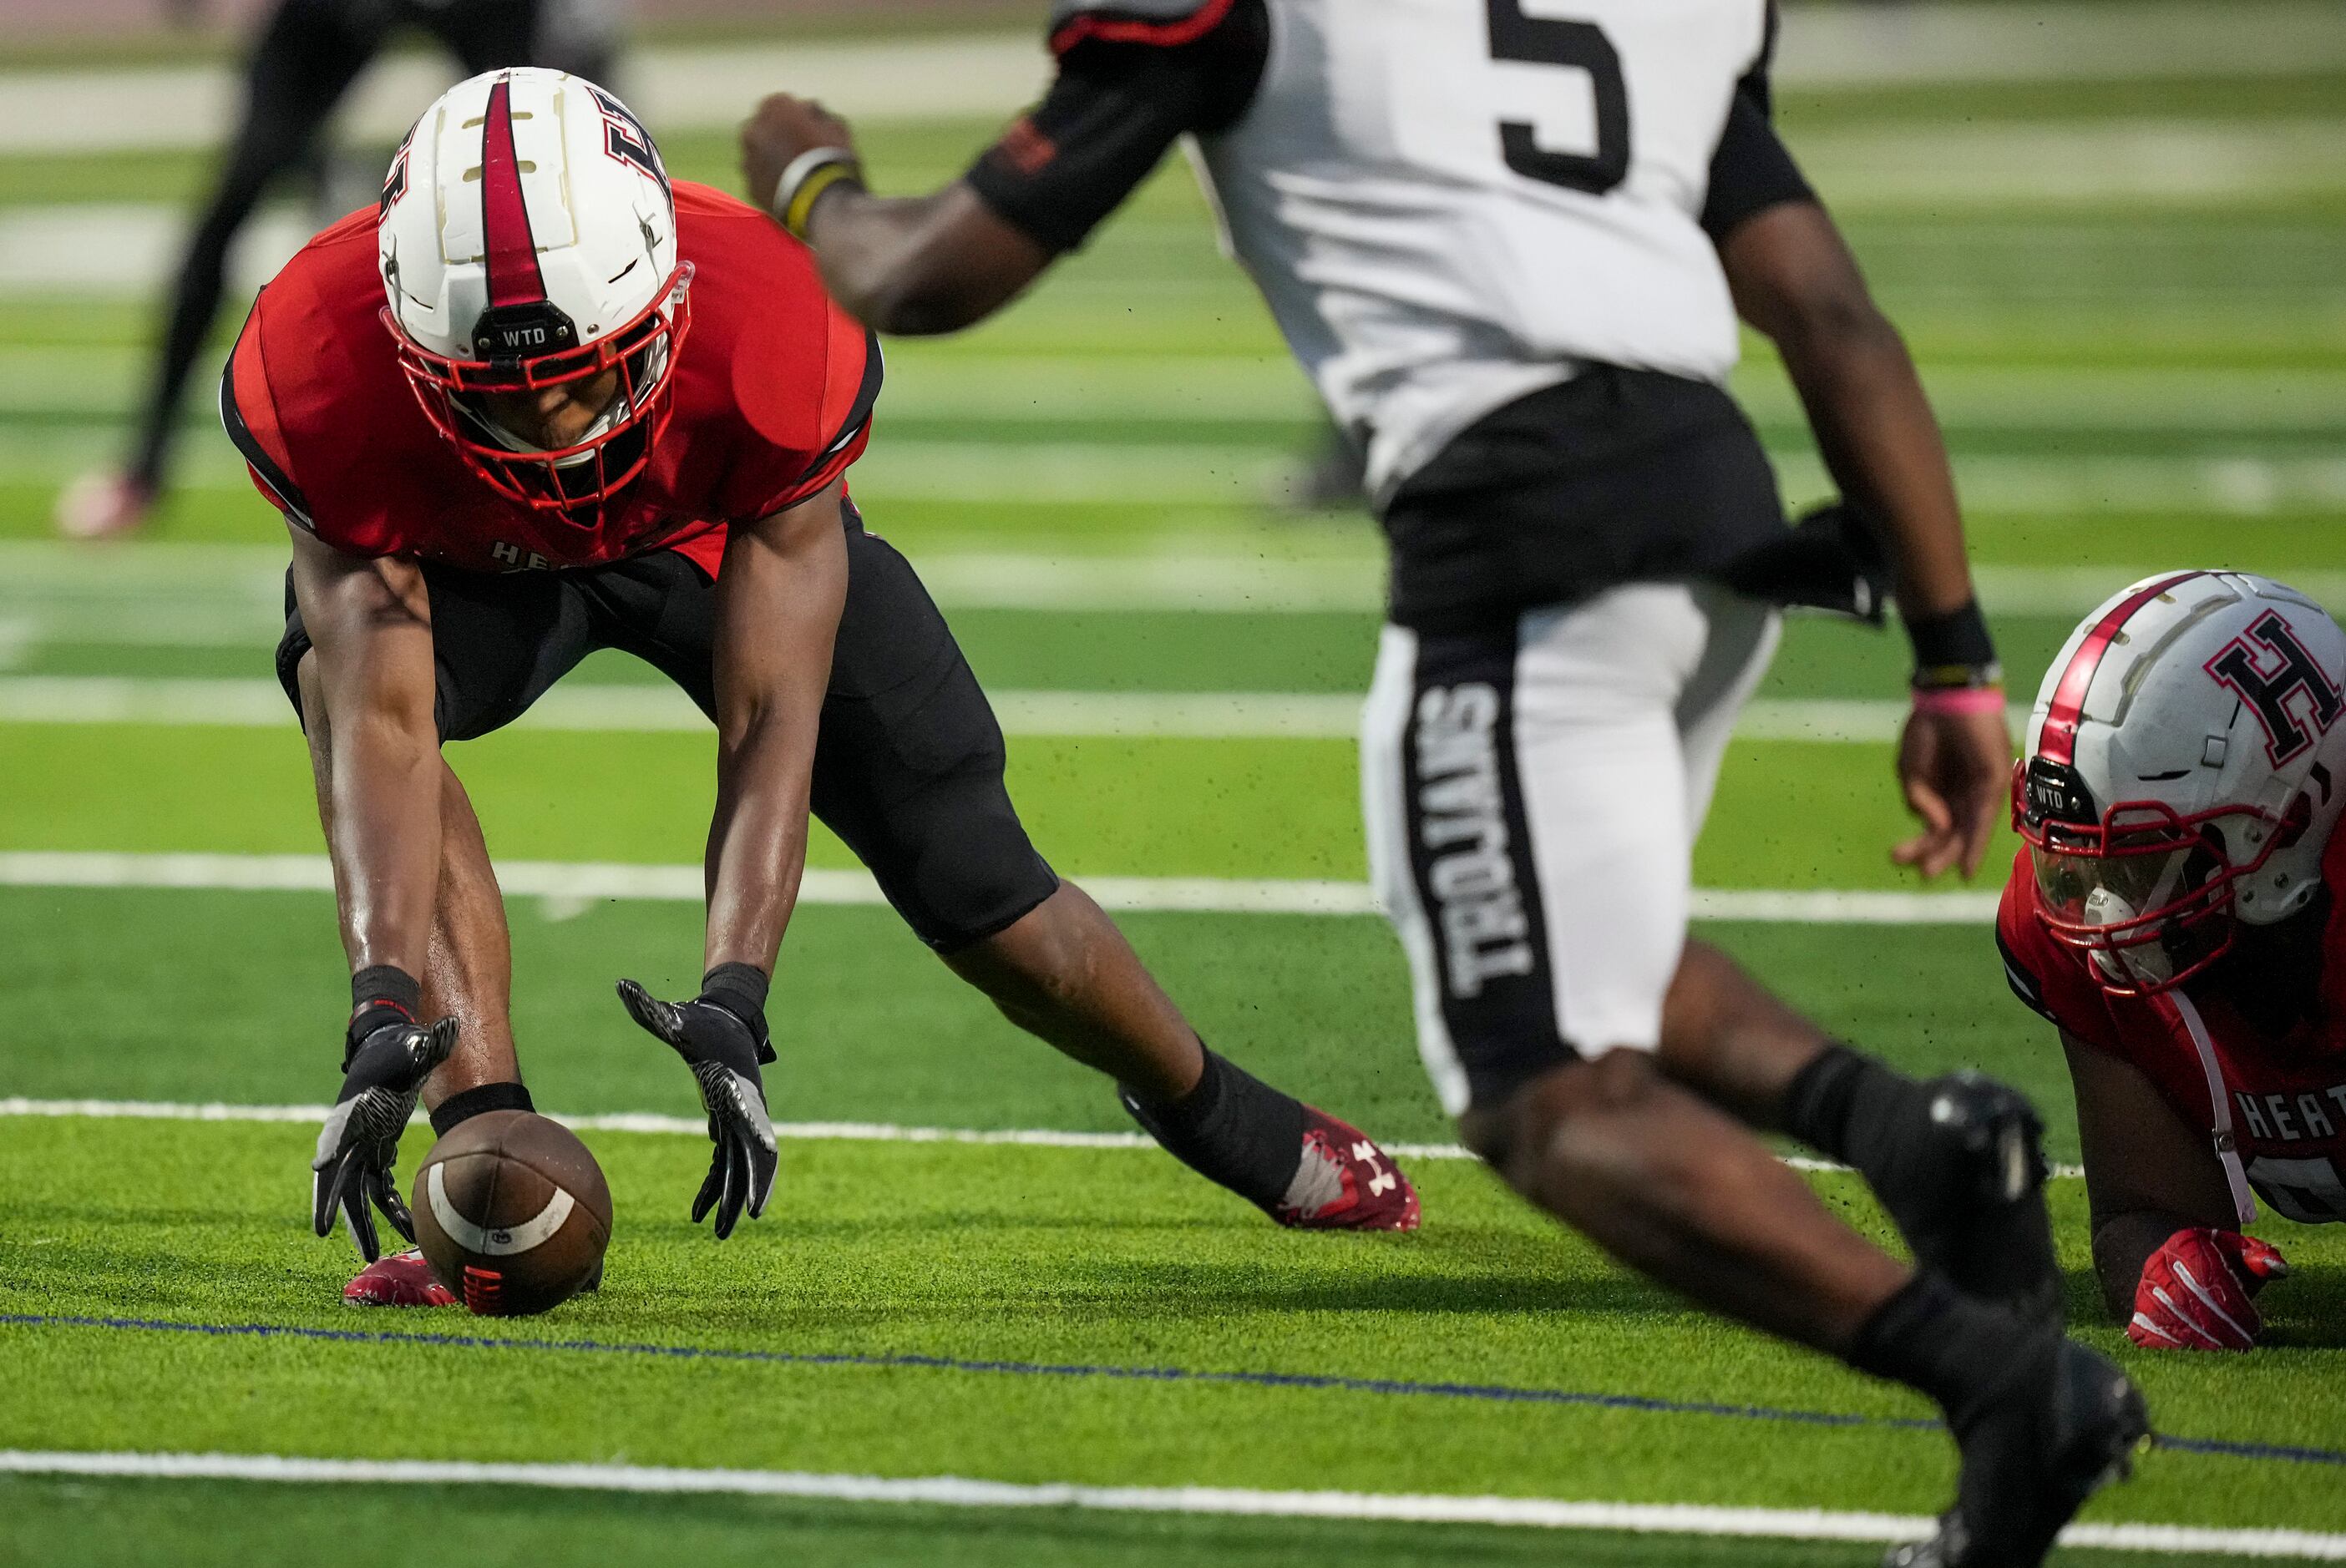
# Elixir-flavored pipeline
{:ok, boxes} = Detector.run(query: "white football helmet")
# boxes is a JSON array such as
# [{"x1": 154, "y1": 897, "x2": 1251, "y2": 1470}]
[
  {"x1": 2017, "y1": 570, "x2": 2346, "y2": 994},
  {"x1": 377, "y1": 68, "x2": 691, "y2": 512}
]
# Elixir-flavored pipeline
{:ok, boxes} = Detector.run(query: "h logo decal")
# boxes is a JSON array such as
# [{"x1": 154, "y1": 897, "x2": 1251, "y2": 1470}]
[{"x1": 2206, "y1": 610, "x2": 2343, "y2": 765}]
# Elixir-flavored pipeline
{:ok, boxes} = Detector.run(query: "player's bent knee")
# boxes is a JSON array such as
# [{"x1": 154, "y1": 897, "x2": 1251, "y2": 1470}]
[
  {"x1": 293, "y1": 651, "x2": 330, "y2": 747},
  {"x1": 1462, "y1": 1048, "x2": 1664, "y2": 1187}
]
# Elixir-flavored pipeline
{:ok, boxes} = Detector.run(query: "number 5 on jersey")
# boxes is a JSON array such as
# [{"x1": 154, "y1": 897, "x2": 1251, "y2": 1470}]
[{"x1": 1486, "y1": 0, "x2": 1629, "y2": 194}]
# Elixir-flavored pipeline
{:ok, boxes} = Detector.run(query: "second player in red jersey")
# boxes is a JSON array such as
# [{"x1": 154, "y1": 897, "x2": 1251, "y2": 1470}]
[
  {"x1": 1999, "y1": 570, "x2": 2346, "y2": 1351},
  {"x1": 236, "y1": 69, "x2": 1418, "y2": 1310}
]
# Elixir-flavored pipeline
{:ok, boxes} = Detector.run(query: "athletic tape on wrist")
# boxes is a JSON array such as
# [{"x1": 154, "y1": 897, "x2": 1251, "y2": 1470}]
[
  {"x1": 773, "y1": 147, "x2": 864, "y2": 239},
  {"x1": 1903, "y1": 599, "x2": 1998, "y2": 681},
  {"x1": 700, "y1": 962, "x2": 773, "y2": 1056}
]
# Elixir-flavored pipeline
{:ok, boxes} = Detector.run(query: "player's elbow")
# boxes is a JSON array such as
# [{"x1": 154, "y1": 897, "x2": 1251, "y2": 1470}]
[{"x1": 855, "y1": 268, "x2": 997, "y2": 336}]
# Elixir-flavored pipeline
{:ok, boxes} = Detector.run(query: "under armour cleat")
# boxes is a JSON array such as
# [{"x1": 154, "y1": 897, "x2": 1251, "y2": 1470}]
[
  {"x1": 1273, "y1": 1109, "x2": 1420, "y2": 1232},
  {"x1": 1908, "y1": 1072, "x2": 2064, "y2": 1328},
  {"x1": 54, "y1": 470, "x2": 156, "y2": 540},
  {"x1": 343, "y1": 1247, "x2": 456, "y2": 1308},
  {"x1": 1886, "y1": 1335, "x2": 2150, "y2": 1568}
]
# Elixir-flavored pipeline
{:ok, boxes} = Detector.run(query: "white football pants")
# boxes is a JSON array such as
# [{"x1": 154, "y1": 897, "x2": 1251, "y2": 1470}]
[{"x1": 1360, "y1": 582, "x2": 1780, "y2": 1115}]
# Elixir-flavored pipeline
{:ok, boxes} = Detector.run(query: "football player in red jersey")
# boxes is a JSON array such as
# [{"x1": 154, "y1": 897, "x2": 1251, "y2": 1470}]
[
  {"x1": 227, "y1": 68, "x2": 1417, "y2": 1308},
  {"x1": 2000, "y1": 571, "x2": 2346, "y2": 1352}
]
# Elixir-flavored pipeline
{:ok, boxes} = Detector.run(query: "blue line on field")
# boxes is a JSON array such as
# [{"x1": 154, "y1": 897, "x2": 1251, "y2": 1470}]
[{"x1": 4, "y1": 1313, "x2": 2337, "y2": 1470}]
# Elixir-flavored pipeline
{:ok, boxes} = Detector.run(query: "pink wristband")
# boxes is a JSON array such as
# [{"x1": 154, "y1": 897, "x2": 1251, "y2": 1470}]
[{"x1": 1912, "y1": 685, "x2": 2007, "y2": 717}]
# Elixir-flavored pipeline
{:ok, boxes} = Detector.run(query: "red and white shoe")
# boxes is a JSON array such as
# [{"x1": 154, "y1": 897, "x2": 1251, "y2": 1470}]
[
  {"x1": 344, "y1": 1248, "x2": 456, "y2": 1308},
  {"x1": 1273, "y1": 1109, "x2": 1420, "y2": 1232},
  {"x1": 54, "y1": 471, "x2": 156, "y2": 540}
]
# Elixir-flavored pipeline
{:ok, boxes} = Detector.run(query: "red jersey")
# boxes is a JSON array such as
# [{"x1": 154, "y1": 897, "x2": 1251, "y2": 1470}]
[
  {"x1": 1997, "y1": 832, "x2": 2346, "y2": 1225},
  {"x1": 221, "y1": 181, "x2": 879, "y2": 576}
]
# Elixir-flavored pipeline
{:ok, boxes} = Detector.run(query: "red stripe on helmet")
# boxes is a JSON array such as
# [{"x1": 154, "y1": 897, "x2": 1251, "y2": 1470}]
[
  {"x1": 2036, "y1": 572, "x2": 2208, "y2": 766},
  {"x1": 480, "y1": 77, "x2": 545, "y2": 310}
]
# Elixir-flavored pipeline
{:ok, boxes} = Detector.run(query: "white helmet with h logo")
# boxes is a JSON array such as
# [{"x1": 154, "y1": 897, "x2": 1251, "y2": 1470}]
[
  {"x1": 377, "y1": 67, "x2": 691, "y2": 512},
  {"x1": 2017, "y1": 570, "x2": 2346, "y2": 994}
]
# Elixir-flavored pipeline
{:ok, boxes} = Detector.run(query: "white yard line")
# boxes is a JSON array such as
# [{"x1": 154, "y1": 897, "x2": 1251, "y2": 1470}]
[
  {"x1": 0, "y1": 675, "x2": 2026, "y2": 744},
  {"x1": 0, "y1": 1452, "x2": 2330, "y2": 1555},
  {"x1": 18, "y1": 352, "x2": 2346, "y2": 436},
  {"x1": 9, "y1": 394, "x2": 2346, "y2": 513},
  {"x1": 0, "y1": 852, "x2": 2003, "y2": 926},
  {"x1": 3, "y1": 548, "x2": 2334, "y2": 639},
  {"x1": 0, "y1": 677, "x2": 1375, "y2": 738},
  {"x1": 0, "y1": 1098, "x2": 2083, "y2": 1180}
]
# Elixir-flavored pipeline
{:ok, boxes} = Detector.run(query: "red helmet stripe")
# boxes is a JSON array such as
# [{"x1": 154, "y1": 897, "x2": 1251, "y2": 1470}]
[
  {"x1": 2036, "y1": 572, "x2": 2208, "y2": 766},
  {"x1": 480, "y1": 77, "x2": 545, "y2": 310}
]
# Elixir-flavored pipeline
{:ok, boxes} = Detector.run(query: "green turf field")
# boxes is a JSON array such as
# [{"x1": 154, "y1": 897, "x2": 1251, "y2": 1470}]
[{"x1": 3, "y1": 12, "x2": 2345, "y2": 1563}]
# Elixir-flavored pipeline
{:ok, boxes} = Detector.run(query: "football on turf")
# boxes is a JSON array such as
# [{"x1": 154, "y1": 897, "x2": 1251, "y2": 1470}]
[{"x1": 412, "y1": 1110, "x2": 612, "y2": 1316}]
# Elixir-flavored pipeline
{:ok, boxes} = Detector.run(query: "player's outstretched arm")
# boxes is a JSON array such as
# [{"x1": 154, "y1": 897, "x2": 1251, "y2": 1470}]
[
  {"x1": 286, "y1": 524, "x2": 455, "y2": 1257},
  {"x1": 615, "y1": 481, "x2": 848, "y2": 1238},
  {"x1": 1720, "y1": 201, "x2": 2009, "y2": 879},
  {"x1": 288, "y1": 525, "x2": 443, "y2": 982},
  {"x1": 702, "y1": 479, "x2": 849, "y2": 974},
  {"x1": 741, "y1": 95, "x2": 1052, "y2": 335},
  {"x1": 2061, "y1": 1029, "x2": 2271, "y2": 1338}
]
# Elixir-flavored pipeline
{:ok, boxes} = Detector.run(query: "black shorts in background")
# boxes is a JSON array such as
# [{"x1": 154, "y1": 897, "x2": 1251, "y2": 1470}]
[
  {"x1": 1381, "y1": 367, "x2": 1789, "y2": 635},
  {"x1": 274, "y1": 510, "x2": 1059, "y2": 953}
]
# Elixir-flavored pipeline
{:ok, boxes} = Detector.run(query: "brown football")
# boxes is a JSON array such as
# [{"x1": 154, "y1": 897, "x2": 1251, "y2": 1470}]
[{"x1": 412, "y1": 1110, "x2": 612, "y2": 1317}]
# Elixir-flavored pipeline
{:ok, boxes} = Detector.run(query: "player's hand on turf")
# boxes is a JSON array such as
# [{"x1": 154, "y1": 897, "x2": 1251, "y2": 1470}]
[
  {"x1": 740, "y1": 94, "x2": 859, "y2": 215},
  {"x1": 616, "y1": 979, "x2": 779, "y2": 1239},
  {"x1": 2128, "y1": 1227, "x2": 2289, "y2": 1351},
  {"x1": 312, "y1": 1013, "x2": 458, "y2": 1262},
  {"x1": 1892, "y1": 701, "x2": 2009, "y2": 880}
]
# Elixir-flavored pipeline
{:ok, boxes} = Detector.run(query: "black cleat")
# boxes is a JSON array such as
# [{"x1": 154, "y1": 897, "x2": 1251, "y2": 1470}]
[
  {"x1": 1904, "y1": 1073, "x2": 2063, "y2": 1328},
  {"x1": 1887, "y1": 1336, "x2": 2150, "y2": 1568}
]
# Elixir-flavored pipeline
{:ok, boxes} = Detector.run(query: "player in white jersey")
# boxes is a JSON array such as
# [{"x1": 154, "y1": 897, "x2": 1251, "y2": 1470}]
[{"x1": 737, "y1": 3, "x2": 2147, "y2": 1557}]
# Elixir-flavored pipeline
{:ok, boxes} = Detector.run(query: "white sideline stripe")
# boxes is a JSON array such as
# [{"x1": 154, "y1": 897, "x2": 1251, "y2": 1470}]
[
  {"x1": 0, "y1": 676, "x2": 2027, "y2": 744},
  {"x1": 0, "y1": 1454, "x2": 2335, "y2": 1557},
  {"x1": 0, "y1": 852, "x2": 2004, "y2": 926},
  {"x1": 0, "y1": 1100, "x2": 2088, "y2": 1181},
  {"x1": 2, "y1": 546, "x2": 2343, "y2": 626},
  {"x1": 0, "y1": 678, "x2": 1375, "y2": 740},
  {"x1": 0, "y1": 852, "x2": 1382, "y2": 918}
]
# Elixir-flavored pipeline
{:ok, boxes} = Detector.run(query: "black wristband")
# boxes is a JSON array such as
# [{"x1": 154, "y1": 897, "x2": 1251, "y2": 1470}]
[
  {"x1": 429, "y1": 1080, "x2": 535, "y2": 1137},
  {"x1": 700, "y1": 962, "x2": 772, "y2": 1050},
  {"x1": 1903, "y1": 599, "x2": 2000, "y2": 688}
]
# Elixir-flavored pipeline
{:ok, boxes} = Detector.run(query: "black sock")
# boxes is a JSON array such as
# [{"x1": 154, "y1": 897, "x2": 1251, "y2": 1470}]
[
  {"x1": 1781, "y1": 1044, "x2": 1947, "y2": 1225},
  {"x1": 1847, "y1": 1272, "x2": 2029, "y2": 1430},
  {"x1": 428, "y1": 1081, "x2": 535, "y2": 1137},
  {"x1": 1120, "y1": 1047, "x2": 1309, "y2": 1211}
]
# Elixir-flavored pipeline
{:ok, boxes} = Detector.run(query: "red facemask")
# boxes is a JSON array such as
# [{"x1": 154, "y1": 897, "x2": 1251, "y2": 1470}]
[{"x1": 386, "y1": 262, "x2": 694, "y2": 518}]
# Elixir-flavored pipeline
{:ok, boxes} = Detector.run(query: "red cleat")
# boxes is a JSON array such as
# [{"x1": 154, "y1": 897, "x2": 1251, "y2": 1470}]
[
  {"x1": 343, "y1": 1247, "x2": 457, "y2": 1308},
  {"x1": 1274, "y1": 1109, "x2": 1420, "y2": 1232}
]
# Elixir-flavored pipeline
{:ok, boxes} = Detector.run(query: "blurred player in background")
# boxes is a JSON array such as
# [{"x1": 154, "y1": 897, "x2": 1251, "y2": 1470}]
[
  {"x1": 2000, "y1": 573, "x2": 2346, "y2": 1352},
  {"x1": 58, "y1": 0, "x2": 620, "y2": 539},
  {"x1": 229, "y1": 69, "x2": 1417, "y2": 1309},
  {"x1": 742, "y1": 0, "x2": 2149, "y2": 1559}
]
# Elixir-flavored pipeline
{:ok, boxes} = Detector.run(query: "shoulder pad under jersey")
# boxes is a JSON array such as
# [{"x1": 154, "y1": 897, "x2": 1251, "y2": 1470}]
[{"x1": 1048, "y1": 0, "x2": 1232, "y2": 52}]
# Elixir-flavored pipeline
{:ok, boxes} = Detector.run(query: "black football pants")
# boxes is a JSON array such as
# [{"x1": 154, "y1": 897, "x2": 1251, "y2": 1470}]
[{"x1": 275, "y1": 509, "x2": 1062, "y2": 953}]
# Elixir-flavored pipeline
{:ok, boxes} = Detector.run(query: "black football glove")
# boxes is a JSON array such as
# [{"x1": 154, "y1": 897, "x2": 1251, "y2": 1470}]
[
  {"x1": 616, "y1": 979, "x2": 778, "y2": 1239},
  {"x1": 312, "y1": 1010, "x2": 458, "y2": 1261}
]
